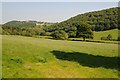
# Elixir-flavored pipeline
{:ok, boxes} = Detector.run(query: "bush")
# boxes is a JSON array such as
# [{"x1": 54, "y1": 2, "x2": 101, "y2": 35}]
[
  {"x1": 33, "y1": 56, "x2": 47, "y2": 63},
  {"x1": 10, "y1": 56, "x2": 24, "y2": 64},
  {"x1": 118, "y1": 37, "x2": 120, "y2": 41},
  {"x1": 51, "y1": 30, "x2": 68, "y2": 40},
  {"x1": 45, "y1": 32, "x2": 51, "y2": 36},
  {"x1": 2, "y1": 30, "x2": 10, "y2": 35},
  {"x1": 40, "y1": 32, "x2": 51, "y2": 36},
  {"x1": 101, "y1": 34, "x2": 113, "y2": 40},
  {"x1": 107, "y1": 34, "x2": 112, "y2": 40}
]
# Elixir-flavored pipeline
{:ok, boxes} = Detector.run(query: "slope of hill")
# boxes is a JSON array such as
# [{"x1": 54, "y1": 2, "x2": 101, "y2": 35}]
[
  {"x1": 69, "y1": 29, "x2": 119, "y2": 42},
  {"x1": 60, "y1": 7, "x2": 119, "y2": 31},
  {"x1": 2, "y1": 21, "x2": 37, "y2": 28},
  {"x1": 2, "y1": 20, "x2": 54, "y2": 36},
  {"x1": 94, "y1": 29, "x2": 119, "y2": 40},
  {"x1": 2, "y1": 7, "x2": 119, "y2": 39},
  {"x1": 3, "y1": 7, "x2": 119, "y2": 30},
  {"x1": 41, "y1": 7, "x2": 119, "y2": 38}
]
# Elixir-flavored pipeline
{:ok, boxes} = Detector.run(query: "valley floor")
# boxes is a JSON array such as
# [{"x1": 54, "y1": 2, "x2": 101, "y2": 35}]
[{"x1": 2, "y1": 35, "x2": 119, "y2": 78}]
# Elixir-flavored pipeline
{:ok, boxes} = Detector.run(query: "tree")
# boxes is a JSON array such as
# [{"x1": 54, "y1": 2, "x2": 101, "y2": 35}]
[
  {"x1": 107, "y1": 34, "x2": 112, "y2": 40},
  {"x1": 33, "y1": 27, "x2": 44, "y2": 35},
  {"x1": 104, "y1": 22, "x2": 110, "y2": 30},
  {"x1": 76, "y1": 23, "x2": 93, "y2": 41},
  {"x1": 68, "y1": 31, "x2": 76, "y2": 38},
  {"x1": 51, "y1": 30, "x2": 68, "y2": 40},
  {"x1": 21, "y1": 30, "x2": 27, "y2": 36},
  {"x1": 117, "y1": 37, "x2": 120, "y2": 41}
]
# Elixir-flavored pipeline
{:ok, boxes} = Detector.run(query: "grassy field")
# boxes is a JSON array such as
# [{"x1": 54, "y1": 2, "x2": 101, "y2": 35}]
[
  {"x1": 94, "y1": 29, "x2": 119, "y2": 40},
  {"x1": 0, "y1": 35, "x2": 2, "y2": 78},
  {"x1": 2, "y1": 35, "x2": 119, "y2": 78},
  {"x1": 69, "y1": 29, "x2": 119, "y2": 44}
]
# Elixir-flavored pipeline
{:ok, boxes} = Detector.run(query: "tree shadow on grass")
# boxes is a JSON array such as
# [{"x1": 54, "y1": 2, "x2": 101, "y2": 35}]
[{"x1": 51, "y1": 50, "x2": 120, "y2": 70}]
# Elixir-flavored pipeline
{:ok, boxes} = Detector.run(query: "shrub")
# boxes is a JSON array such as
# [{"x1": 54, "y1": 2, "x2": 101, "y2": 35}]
[
  {"x1": 118, "y1": 37, "x2": 120, "y2": 41},
  {"x1": 51, "y1": 30, "x2": 68, "y2": 40},
  {"x1": 101, "y1": 34, "x2": 113, "y2": 40},
  {"x1": 40, "y1": 31, "x2": 46, "y2": 36},
  {"x1": 10, "y1": 56, "x2": 24, "y2": 64},
  {"x1": 33, "y1": 56, "x2": 47, "y2": 63},
  {"x1": 40, "y1": 32, "x2": 51, "y2": 36},
  {"x1": 45, "y1": 32, "x2": 51, "y2": 36},
  {"x1": 107, "y1": 34, "x2": 112, "y2": 40},
  {"x1": 2, "y1": 30, "x2": 10, "y2": 35}
]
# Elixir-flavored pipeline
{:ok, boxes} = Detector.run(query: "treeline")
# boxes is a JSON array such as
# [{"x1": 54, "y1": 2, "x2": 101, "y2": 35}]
[
  {"x1": 2, "y1": 7, "x2": 119, "y2": 40},
  {"x1": 45, "y1": 7, "x2": 119, "y2": 38},
  {"x1": 2, "y1": 21, "x2": 53, "y2": 36},
  {"x1": 62, "y1": 7, "x2": 119, "y2": 31},
  {"x1": 2, "y1": 21, "x2": 93, "y2": 40},
  {"x1": 3, "y1": 21, "x2": 37, "y2": 28},
  {"x1": 2, "y1": 26, "x2": 51, "y2": 37}
]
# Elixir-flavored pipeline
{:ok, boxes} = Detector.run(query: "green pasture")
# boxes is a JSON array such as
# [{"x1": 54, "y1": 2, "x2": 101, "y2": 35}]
[
  {"x1": 94, "y1": 29, "x2": 119, "y2": 40},
  {"x1": 2, "y1": 35, "x2": 119, "y2": 78}
]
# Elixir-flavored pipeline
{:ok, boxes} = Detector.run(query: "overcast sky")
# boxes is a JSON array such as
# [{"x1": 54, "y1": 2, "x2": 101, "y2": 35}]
[{"x1": 1, "y1": 2, "x2": 119, "y2": 24}]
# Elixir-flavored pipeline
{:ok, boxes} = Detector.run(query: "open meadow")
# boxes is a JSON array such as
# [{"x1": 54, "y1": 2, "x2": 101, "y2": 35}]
[
  {"x1": 2, "y1": 35, "x2": 119, "y2": 78},
  {"x1": 70, "y1": 29, "x2": 119, "y2": 44},
  {"x1": 94, "y1": 29, "x2": 119, "y2": 40},
  {"x1": 1, "y1": 2, "x2": 120, "y2": 78}
]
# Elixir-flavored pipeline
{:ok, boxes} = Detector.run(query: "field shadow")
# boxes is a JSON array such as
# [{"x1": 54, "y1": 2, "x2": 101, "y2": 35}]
[{"x1": 51, "y1": 50, "x2": 120, "y2": 70}]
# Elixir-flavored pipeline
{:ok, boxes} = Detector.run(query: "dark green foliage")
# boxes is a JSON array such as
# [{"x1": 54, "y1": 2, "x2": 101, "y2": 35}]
[
  {"x1": 45, "y1": 23, "x2": 77, "y2": 38},
  {"x1": 50, "y1": 7, "x2": 118, "y2": 32},
  {"x1": 68, "y1": 31, "x2": 76, "y2": 38},
  {"x1": 117, "y1": 37, "x2": 120, "y2": 41},
  {"x1": 2, "y1": 25, "x2": 45, "y2": 37},
  {"x1": 33, "y1": 56, "x2": 47, "y2": 63},
  {"x1": 101, "y1": 34, "x2": 113, "y2": 40},
  {"x1": 51, "y1": 30, "x2": 68, "y2": 40},
  {"x1": 40, "y1": 31, "x2": 51, "y2": 36},
  {"x1": 44, "y1": 32, "x2": 51, "y2": 36},
  {"x1": 2, "y1": 7, "x2": 118, "y2": 40},
  {"x1": 44, "y1": 7, "x2": 118, "y2": 39},
  {"x1": 2, "y1": 21, "x2": 53, "y2": 37},
  {"x1": 3, "y1": 21, "x2": 36, "y2": 28},
  {"x1": 107, "y1": 34, "x2": 112, "y2": 40},
  {"x1": 76, "y1": 23, "x2": 93, "y2": 41}
]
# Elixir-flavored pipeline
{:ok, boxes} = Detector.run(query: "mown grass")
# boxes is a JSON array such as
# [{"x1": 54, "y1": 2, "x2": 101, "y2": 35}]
[{"x1": 2, "y1": 35, "x2": 119, "y2": 78}]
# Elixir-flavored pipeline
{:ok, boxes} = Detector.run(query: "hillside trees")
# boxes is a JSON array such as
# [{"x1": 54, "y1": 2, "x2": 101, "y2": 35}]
[
  {"x1": 1, "y1": 7, "x2": 118, "y2": 40},
  {"x1": 56, "y1": 7, "x2": 118, "y2": 31},
  {"x1": 107, "y1": 34, "x2": 112, "y2": 40},
  {"x1": 76, "y1": 23, "x2": 93, "y2": 41},
  {"x1": 2, "y1": 25, "x2": 46, "y2": 36},
  {"x1": 45, "y1": 22, "x2": 77, "y2": 38},
  {"x1": 3, "y1": 21, "x2": 36, "y2": 28},
  {"x1": 51, "y1": 30, "x2": 68, "y2": 40},
  {"x1": 117, "y1": 37, "x2": 120, "y2": 41},
  {"x1": 2, "y1": 20, "x2": 49, "y2": 36}
]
